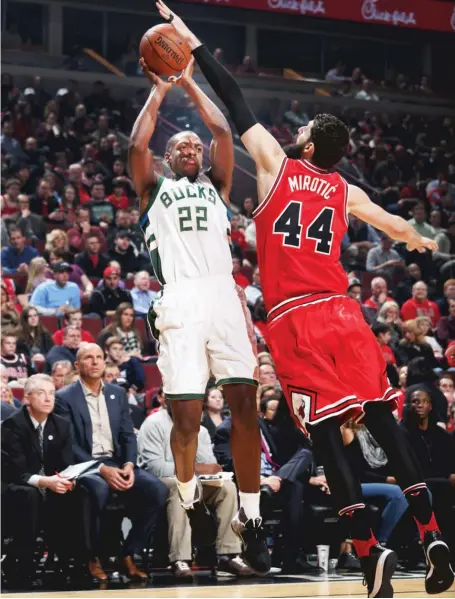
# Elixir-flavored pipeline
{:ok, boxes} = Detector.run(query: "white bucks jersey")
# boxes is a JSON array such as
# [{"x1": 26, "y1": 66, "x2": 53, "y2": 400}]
[{"x1": 140, "y1": 174, "x2": 232, "y2": 285}]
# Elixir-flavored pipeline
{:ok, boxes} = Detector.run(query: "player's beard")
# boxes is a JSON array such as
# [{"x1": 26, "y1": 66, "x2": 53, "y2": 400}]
[{"x1": 283, "y1": 142, "x2": 305, "y2": 159}]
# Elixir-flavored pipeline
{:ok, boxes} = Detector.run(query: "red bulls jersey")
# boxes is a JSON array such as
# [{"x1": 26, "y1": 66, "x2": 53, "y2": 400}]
[{"x1": 254, "y1": 157, "x2": 349, "y2": 318}]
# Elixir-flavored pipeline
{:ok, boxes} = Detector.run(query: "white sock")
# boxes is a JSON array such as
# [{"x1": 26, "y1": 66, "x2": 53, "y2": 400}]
[
  {"x1": 176, "y1": 475, "x2": 197, "y2": 505},
  {"x1": 239, "y1": 491, "x2": 261, "y2": 520}
]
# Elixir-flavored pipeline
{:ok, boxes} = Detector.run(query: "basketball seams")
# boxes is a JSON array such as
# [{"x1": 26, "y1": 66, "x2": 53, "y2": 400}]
[{"x1": 144, "y1": 31, "x2": 190, "y2": 73}]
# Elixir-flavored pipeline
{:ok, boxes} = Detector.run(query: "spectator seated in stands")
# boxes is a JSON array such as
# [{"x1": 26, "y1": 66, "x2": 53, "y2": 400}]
[
  {"x1": 30, "y1": 262, "x2": 81, "y2": 317},
  {"x1": 1, "y1": 332, "x2": 32, "y2": 386},
  {"x1": 103, "y1": 336, "x2": 145, "y2": 393},
  {"x1": 245, "y1": 267, "x2": 262, "y2": 309},
  {"x1": 16, "y1": 194, "x2": 46, "y2": 242},
  {"x1": 52, "y1": 308, "x2": 95, "y2": 345},
  {"x1": 372, "y1": 323, "x2": 397, "y2": 366},
  {"x1": 108, "y1": 231, "x2": 147, "y2": 279},
  {"x1": 229, "y1": 213, "x2": 248, "y2": 253},
  {"x1": 55, "y1": 344, "x2": 168, "y2": 582},
  {"x1": 137, "y1": 402, "x2": 252, "y2": 579},
  {"x1": 232, "y1": 257, "x2": 249, "y2": 289},
  {"x1": 1, "y1": 383, "x2": 18, "y2": 421},
  {"x1": 75, "y1": 233, "x2": 110, "y2": 280},
  {"x1": 1, "y1": 374, "x2": 76, "y2": 589},
  {"x1": 107, "y1": 178, "x2": 129, "y2": 210},
  {"x1": 437, "y1": 298, "x2": 455, "y2": 349},
  {"x1": 341, "y1": 422, "x2": 409, "y2": 547},
  {"x1": 43, "y1": 229, "x2": 70, "y2": 264},
  {"x1": 407, "y1": 203, "x2": 436, "y2": 240},
  {"x1": 283, "y1": 100, "x2": 309, "y2": 134},
  {"x1": 107, "y1": 209, "x2": 144, "y2": 255},
  {"x1": 45, "y1": 325, "x2": 81, "y2": 372},
  {"x1": 85, "y1": 181, "x2": 115, "y2": 228},
  {"x1": 214, "y1": 397, "x2": 324, "y2": 574},
  {"x1": 401, "y1": 387, "x2": 455, "y2": 552},
  {"x1": 0, "y1": 283, "x2": 21, "y2": 331},
  {"x1": 24, "y1": 257, "x2": 51, "y2": 298},
  {"x1": 1, "y1": 178, "x2": 21, "y2": 220},
  {"x1": 394, "y1": 263, "x2": 422, "y2": 307},
  {"x1": 16, "y1": 306, "x2": 54, "y2": 365},
  {"x1": 405, "y1": 357, "x2": 448, "y2": 425},
  {"x1": 201, "y1": 386, "x2": 226, "y2": 441},
  {"x1": 364, "y1": 278, "x2": 395, "y2": 316},
  {"x1": 1, "y1": 227, "x2": 38, "y2": 275},
  {"x1": 437, "y1": 279, "x2": 455, "y2": 317},
  {"x1": 88, "y1": 266, "x2": 132, "y2": 318},
  {"x1": 68, "y1": 206, "x2": 106, "y2": 254},
  {"x1": 48, "y1": 249, "x2": 94, "y2": 299},
  {"x1": 130, "y1": 271, "x2": 157, "y2": 317},
  {"x1": 355, "y1": 79, "x2": 379, "y2": 102},
  {"x1": 401, "y1": 281, "x2": 441, "y2": 328},
  {"x1": 439, "y1": 376, "x2": 455, "y2": 420},
  {"x1": 366, "y1": 232, "x2": 404, "y2": 276},
  {"x1": 51, "y1": 360, "x2": 74, "y2": 391},
  {"x1": 258, "y1": 362, "x2": 278, "y2": 388},
  {"x1": 29, "y1": 178, "x2": 60, "y2": 221},
  {"x1": 376, "y1": 301, "x2": 403, "y2": 346},
  {"x1": 98, "y1": 303, "x2": 143, "y2": 356},
  {"x1": 415, "y1": 316, "x2": 443, "y2": 361},
  {"x1": 346, "y1": 214, "x2": 380, "y2": 259},
  {"x1": 396, "y1": 320, "x2": 438, "y2": 368},
  {"x1": 259, "y1": 395, "x2": 279, "y2": 421}
]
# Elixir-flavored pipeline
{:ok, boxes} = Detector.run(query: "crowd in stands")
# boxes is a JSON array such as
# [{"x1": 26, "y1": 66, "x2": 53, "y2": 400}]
[{"x1": 1, "y1": 72, "x2": 455, "y2": 588}]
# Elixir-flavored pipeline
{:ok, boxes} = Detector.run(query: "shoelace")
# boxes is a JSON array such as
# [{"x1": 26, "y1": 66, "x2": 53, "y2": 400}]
[{"x1": 175, "y1": 561, "x2": 190, "y2": 571}]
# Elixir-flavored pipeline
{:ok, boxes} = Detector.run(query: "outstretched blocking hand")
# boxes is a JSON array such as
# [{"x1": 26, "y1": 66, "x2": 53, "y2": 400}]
[
  {"x1": 155, "y1": 0, "x2": 200, "y2": 50},
  {"x1": 406, "y1": 235, "x2": 438, "y2": 253},
  {"x1": 140, "y1": 57, "x2": 173, "y2": 93}
]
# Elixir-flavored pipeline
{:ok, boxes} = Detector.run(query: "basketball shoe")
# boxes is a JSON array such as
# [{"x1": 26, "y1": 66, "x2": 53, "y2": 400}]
[
  {"x1": 422, "y1": 530, "x2": 454, "y2": 594},
  {"x1": 231, "y1": 508, "x2": 271, "y2": 575},
  {"x1": 360, "y1": 544, "x2": 397, "y2": 598}
]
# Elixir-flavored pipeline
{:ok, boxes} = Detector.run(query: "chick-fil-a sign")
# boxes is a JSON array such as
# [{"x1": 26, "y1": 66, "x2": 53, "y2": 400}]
[{"x1": 186, "y1": 0, "x2": 455, "y2": 33}]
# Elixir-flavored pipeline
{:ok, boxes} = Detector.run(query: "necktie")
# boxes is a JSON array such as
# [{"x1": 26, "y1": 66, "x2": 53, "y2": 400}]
[
  {"x1": 36, "y1": 424, "x2": 46, "y2": 494},
  {"x1": 260, "y1": 432, "x2": 279, "y2": 472}
]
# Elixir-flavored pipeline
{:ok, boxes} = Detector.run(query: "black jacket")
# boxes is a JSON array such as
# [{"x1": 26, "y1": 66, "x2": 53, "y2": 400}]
[
  {"x1": 108, "y1": 247, "x2": 142, "y2": 277},
  {"x1": 1, "y1": 407, "x2": 73, "y2": 486},
  {"x1": 74, "y1": 251, "x2": 110, "y2": 279},
  {"x1": 88, "y1": 284, "x2": 132, "y2": 317},
  {"x1": 400, "y1": 420, "x2": 455, "y2": 479}
]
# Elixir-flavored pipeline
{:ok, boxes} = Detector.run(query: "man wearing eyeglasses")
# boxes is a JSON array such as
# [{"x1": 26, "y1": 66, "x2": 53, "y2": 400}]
[{"x1": 88, "y1": 266, "x2": 132, "y2": 318}]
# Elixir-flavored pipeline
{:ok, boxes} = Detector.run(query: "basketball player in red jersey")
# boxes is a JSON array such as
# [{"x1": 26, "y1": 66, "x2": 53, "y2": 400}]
[{"x1": 157, "y1": 2, "x2": 454, "y2": 597}]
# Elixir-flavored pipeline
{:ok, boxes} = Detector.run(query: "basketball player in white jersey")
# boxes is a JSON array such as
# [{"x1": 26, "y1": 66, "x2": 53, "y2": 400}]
[{"x1": 129, "y1": 58, "x2": 270, "y2": 574}]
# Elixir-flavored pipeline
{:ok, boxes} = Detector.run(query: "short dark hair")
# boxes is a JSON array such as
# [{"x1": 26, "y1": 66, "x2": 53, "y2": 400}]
[
  {"x1": 372, "y1": 322, "x2": 390, "y2": 337},
  {"x1": 311, "y1": 114, "x2": 349, "y2": 169}
]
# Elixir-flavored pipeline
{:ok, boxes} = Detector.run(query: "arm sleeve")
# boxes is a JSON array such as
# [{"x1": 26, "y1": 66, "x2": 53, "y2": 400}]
[{"x1": 192, "y1": 44, "x2": 257, "y2": 137}]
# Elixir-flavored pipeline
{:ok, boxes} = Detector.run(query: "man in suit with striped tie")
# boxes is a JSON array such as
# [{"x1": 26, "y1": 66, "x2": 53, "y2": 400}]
[{"x1": 1, "y1": 374, "x2": 75, "y2": 589}]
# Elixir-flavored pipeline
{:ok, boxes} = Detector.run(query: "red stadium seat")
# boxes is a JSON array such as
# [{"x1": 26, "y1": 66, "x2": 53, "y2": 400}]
[
  {"x1": 241, "y1": 265, "x2": 253, "y2": 284},
  {"x1": 149, "y1": 280, "x2": 162, "y2": 292},
  {"x1": 89, "y1": 277, "x2": 100, "y2": 287},
  {"x1": 12, "y1": 387, "x2": 24, "y2": 402},
  {"x1": 125, "y1": 279, "x2": 134, "y2": 290},
  {"x1": 34, "y1": 240, "x2": 45, "y2": 255},
  {"x1": 6, "y1": 273, "x2": 27, "y2": 291},
  {"x1": 82, "y1": 317, "x2": 103, "y2": 339},
  {"x1": 142, "y1": 363, "x2": 162, "y2": 390},
  {"x1": 145, "y1": 387, "x2": 161, "y2": 412},
  {"x1": 40, "y1": 315, "x2": 60, "y2": 334}
]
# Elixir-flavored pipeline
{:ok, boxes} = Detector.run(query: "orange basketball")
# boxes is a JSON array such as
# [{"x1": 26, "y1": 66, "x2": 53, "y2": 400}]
[{"x1": 139, "y1": 23, "x2": 191, "y2": 76}]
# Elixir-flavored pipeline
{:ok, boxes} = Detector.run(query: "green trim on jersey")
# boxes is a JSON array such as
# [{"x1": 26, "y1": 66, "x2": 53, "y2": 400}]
[
  {"x1": 147, "y1": 232, "x2": 156, "y2": 247},
  {"x1": 141, "y1": 175, "x2": 165, "y2": 218},
  {"x1": 216, "y1": 377, "x2": 258, "y2": 388},
  {"x1": 147, "y1": 302, "x2": 160, "y2": 341},
  {"x1": 166, "y1": 393, "x2": 205, "y2": 400},
  {"x1": 150, "y1": 247, "x2": 165, "y2": 286}
]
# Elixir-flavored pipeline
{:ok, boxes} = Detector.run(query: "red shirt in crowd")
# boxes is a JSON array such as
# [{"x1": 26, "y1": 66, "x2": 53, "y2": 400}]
[
  {"x1": 52, "y1": 329, "x2": 95, "y2": 345},
  {"x1": 233, "y1": 272, "x2": 250, "y2": 289},
  {"x1": 400, "y1": 298, "x2": 441, "y2": 327},
  {"x1": 231, "y1": 229, "x2": 249, "y2": 251},
  {"x1": 380, "y1": 344, "x2": 396, "y2": 365},
  {"x1": 107, "y1": 193, "x2": 129, "y2": 210},
  {"x1": 363, "y1": 295, "x2": 394, "y2": 312},
  {"x1": 77, "y1": 185, "x2": 92, "y2": 204}
]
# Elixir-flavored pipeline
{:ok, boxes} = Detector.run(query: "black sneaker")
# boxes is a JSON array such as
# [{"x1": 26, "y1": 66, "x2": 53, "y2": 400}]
[
  {"x1": 361, "y1": 544, "x2": 397, "y2": 598},
  {"x1": 179, "y1": 478, "x2": 217, "y2": 548},
  {"x1": 423, "y1": 531, "x2": 454, "y2": 594},
  {"x1": 231, "y1": 508, "x2": 271, "y2": 575},
  {"x1": 336, "y1": 551, "x2": 362, "y2": 572}
]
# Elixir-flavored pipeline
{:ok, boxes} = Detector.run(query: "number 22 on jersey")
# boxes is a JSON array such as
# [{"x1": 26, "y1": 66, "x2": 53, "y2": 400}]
[{"x1": 273, "y1": 201, "x2": 335, "y2": 255}]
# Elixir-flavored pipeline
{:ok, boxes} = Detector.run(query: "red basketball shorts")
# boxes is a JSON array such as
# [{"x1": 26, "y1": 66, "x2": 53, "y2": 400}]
[{"x1": 266, "y1": 293, "x2": 398, "y2": 435}]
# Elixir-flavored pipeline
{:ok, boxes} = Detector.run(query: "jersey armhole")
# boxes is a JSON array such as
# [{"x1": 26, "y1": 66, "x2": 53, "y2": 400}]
[
  {"x1": 139, "y1": 175, "x2": 165, "y2": 228},
  {"x1": 341, "y1": 176, "x2": 349, "y2": 226},
  {"x1": 253, "y1": 156, "x2": 288, "y2": 219}
]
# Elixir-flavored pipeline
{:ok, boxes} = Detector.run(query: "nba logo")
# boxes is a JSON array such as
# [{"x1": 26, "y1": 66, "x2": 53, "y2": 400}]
[{"x1": 292, "y1": 392, "x2": 311, "y2": 427}]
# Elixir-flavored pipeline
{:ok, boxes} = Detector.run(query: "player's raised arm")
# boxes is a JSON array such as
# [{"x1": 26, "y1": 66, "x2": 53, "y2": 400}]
[
  {"x1": 171, "y1": 57, "x2": 234, "y2": 201},
  {"x1": 155, "y1": 1, "x2": 285, "y2": 201},
  {"x1": 347, "y1": 184, "x2": 438, "y2": 253},
  {"x1": 128, "y1": 58, "x2": 172, "y2": 205}
]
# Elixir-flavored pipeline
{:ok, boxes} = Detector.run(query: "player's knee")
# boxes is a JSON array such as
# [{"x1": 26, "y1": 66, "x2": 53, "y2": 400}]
[{"x1": 171, "y1": 420, "x2": 199, "y2": 446}]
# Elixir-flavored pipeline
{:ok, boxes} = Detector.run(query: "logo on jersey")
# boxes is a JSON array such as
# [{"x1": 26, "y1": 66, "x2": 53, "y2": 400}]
[
  {"x1": 361, "y1": 0, "x2": 416, "y2": 27},
  {"x1": 288, "y1": 175, "x2": 337, "y2": 200},
  {"x1": 291, "y1": 391, "x2": 311, "y2": 428}
]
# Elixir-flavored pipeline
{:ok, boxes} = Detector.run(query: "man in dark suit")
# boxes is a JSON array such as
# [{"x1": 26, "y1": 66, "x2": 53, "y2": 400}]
[
  {"x1": 2, "y1": 374, "x2": 75, "y2": 588},
  {"x1": 55, "y1": 343, "x2": 168, "y2": 581},
  {"x1": 214, "y1": 414, "x2": 324, "y2": 574}
]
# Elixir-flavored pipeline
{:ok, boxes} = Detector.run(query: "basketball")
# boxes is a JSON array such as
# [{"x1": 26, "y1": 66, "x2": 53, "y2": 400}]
[{"x1": 139, "y1": 23, "x2": 191, "y2": 76}]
